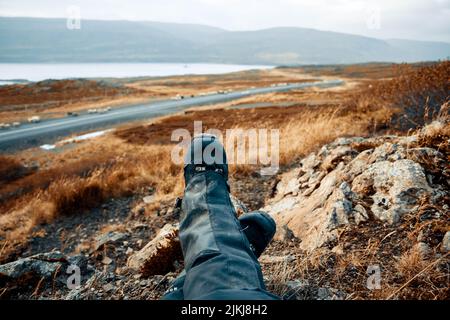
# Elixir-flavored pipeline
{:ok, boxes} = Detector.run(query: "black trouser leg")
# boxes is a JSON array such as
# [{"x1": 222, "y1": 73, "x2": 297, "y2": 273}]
[{"x1": 179, "y1": 172, "x2": 278, "y2": 300}]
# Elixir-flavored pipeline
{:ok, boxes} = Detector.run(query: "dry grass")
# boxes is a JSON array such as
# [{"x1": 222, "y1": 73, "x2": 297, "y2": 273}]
[
  {"x1": 127, "y1": 68, "x2": 312, "y2": 95},
  {"x1": 348, "y1": 61, "x2": 449, "y2": 130},
  {"x1": 278, "y1": 105, "x2": 390, "y2": 165},
  {"x1": 395, "y1": 245, "x2": 429, "y2": 279},
  {"x1": 0, "y1": 139, "x2": 184, "y2": 262},
  {"x1": 0, "y1": 156, "x2": 35, "y2": 186},
  {"x1": 265, "y1": 259, "x2": 298, "y2": 297},
  {"x1": 295, "y1": 62, "x2": 431, "y2": 79}
]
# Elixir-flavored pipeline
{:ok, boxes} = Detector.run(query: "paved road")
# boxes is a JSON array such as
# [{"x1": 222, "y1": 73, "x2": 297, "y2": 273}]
[{"x1": 0, "y1": 79, "x2": 344, "y2": 152}]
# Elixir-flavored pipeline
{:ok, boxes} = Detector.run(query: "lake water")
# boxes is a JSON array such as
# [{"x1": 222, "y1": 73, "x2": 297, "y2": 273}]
[{"x1": 0, "y1": 63, "x2": 272, "y2": 84}]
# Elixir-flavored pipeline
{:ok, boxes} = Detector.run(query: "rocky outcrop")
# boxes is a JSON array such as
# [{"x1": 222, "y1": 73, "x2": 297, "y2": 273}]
[
  {"x1": 264, "y1": 122, "x2": 449, "y2": 252},
  {"x1": 352, "y1": 159, "x2": 432, "y2": 223}
]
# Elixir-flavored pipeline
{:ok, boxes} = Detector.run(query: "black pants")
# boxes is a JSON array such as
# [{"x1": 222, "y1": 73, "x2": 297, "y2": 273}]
[{"x1": 179, "y1": 171, "x2": 278, "y2": 300}]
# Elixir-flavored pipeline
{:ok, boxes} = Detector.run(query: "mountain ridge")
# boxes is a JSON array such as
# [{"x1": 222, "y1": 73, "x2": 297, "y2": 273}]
[{"x1": 0, "y1": 17, "x2": 449, "y2": 64}]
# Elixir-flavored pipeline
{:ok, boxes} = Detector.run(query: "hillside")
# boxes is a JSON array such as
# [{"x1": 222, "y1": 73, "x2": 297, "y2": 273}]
[
  {"x1": 0, "y1": 17, "x2": 449, "y2": 64},
  {"x1": 0, "y1": 120, "x2": 448, "y2": 300},
  {"x1": 0, "y1": 62, "x2": 448, "y2": 300}
]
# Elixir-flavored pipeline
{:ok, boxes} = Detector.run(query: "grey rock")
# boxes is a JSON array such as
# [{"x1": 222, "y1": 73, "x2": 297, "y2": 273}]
[
  {"x1": 268, "y1": 169, "x2": 348, "y2": 250},
  {"x1": 344, "y1": 149, "x2": 373, "y2": 180},
  {"x1": 143, "y1": 195, "x2": 155, "y2": 204},
  {"x1": 102, "y1": 283, "x2": 114, "y2": 293},
  {"x1": 368, "y1": 143, "x2": 406, "y2": 163},
  {"x1": 316, "y1": 287, "x2": 346, "y2": 300},
  {"x1": 283, "y1": 279, "x2": 310, "y2": 300},
  {"x1": 352, "y1": 160, "x2": 432, "y2": 224},
  {"x1": 93, "y1": 231, "x2": 128, "y2": 252},
  {"x1": 275, "y1": 168, "x2": 302, "y2": 198},
  {"x1": 230, "y1": 194, "x2": 249, "y2": 216},
  {"x1": 321, "y1": 146, "x2": 355, "y2": 171},
  {"x1": 298, "y1": 169, "x2": 313, "y2": 184},
  {"x1": 415, "y1": 242, "x2": 432, "y2": 258},
  {"x1": 339, "y1": 181, "x2": 354, "y2": 199},
  {"x1": 259, "y1": 255, "x2": 296, "y2": 264},
  {"x1": 67, "y1": 254, "x2": 88, "y2": 270},
  {"x1": 334, "y1": 137, "x2": 360, "y2": 146},
  {"x1": 300, "y1": 153, "x2": 320, "y2": 171},
  {"x1": 328, "y1": 199, "x2": 352, "y2": 229},
  {"x1": 265, "y1": 196, "x2": 299, "y2": 216},
  {"x1": 277, "y1": 225, "x2": 296, "y2": 241},
  {"x1": 442, "y1": 231, "x2": 450, "y2": 252},
  {"x1": 140, "y1": 279, "x2": 148, "y2": 287},
  {"x1": 0, "y1": 251, "x2": 67, "y2": 281},
  {"x1": 353, "y1": 204, "x2": 369, "y2": 225}
]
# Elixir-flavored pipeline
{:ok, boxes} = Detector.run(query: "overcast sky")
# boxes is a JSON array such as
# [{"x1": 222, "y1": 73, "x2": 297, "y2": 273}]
[{"x1": 1, "y1": 0, "x2": 449, "y2": 42}]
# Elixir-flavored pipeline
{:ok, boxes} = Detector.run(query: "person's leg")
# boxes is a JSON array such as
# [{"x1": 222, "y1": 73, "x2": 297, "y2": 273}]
[
  {"x1": 179, "y1": 134, "x2": 279, "y2": 300},
  {"x1": 162, "y1": 210, "x2": 276, "y2": 300}
]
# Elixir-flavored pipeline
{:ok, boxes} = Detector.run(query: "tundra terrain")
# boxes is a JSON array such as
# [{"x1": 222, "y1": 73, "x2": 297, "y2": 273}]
[{"x1": 0, "y1": 61, "x2": 448, "y2": 300}]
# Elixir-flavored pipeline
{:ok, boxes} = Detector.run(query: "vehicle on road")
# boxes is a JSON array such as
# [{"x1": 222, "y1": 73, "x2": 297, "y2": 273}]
[
  {"x1": 67, "y1": 112, "x2": 79, "y2": 117},
  {"x1": 12, "y1": 122, "x2": 21, "y2": 127},
  {"x1": 88, "y1": 109, "x2": 98, "y2": 114},
  {"x1": 172, "y1": 94, "x2": 186, "y2": 100},
  {"x1": 28, "y1": 116, "x2": 41, "y2": 123}
]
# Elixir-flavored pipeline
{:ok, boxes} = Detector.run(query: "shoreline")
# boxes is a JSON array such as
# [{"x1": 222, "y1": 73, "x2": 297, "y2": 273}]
[{"x1": 0, "y1": 62, "x2": 274, "y2": 83}]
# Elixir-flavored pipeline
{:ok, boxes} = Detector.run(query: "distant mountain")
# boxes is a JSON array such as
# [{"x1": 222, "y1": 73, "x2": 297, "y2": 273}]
[{"x1": 0, "y1": 17, "x2": 449, "y2": 65}]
